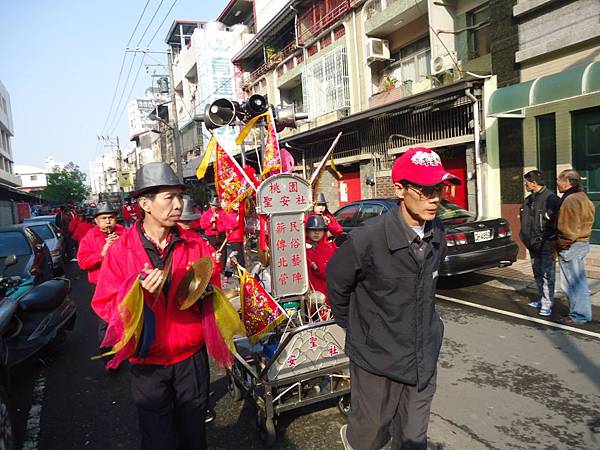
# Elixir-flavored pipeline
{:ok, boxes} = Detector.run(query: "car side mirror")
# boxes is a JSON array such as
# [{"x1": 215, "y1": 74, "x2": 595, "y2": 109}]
[{"x1": 4, "y1": 255, "x2": 17, "y2": 268}]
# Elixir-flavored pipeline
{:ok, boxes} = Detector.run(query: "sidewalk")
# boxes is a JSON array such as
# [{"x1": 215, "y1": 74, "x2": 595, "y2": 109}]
[{"x1": 477, "y1": 258, "x2": 600, "y2": 307}]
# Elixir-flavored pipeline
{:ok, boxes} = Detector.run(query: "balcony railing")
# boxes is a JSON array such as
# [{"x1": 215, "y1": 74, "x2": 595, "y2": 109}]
[{"x1": 298, "y1": 0, "x2": 350, "y2": 45}]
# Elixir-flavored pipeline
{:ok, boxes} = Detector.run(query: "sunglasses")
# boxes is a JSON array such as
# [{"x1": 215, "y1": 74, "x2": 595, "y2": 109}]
[{"x1": 404, "y1": 183, "x2": 445, "y2": 199}]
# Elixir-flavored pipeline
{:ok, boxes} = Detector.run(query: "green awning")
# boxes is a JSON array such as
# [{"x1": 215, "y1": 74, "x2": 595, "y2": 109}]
[
  {"x1": 488, "y1": 61, "x2": 600, "y2": 118},
  {"x1": 488, "y1": 80, "x2": 534, "y2": 117}
]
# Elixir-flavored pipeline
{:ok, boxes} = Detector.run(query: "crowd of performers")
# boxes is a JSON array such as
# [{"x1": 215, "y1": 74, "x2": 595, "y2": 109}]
[{"x1": 64, "y1": 161, "x2": 343, "y2": 450}]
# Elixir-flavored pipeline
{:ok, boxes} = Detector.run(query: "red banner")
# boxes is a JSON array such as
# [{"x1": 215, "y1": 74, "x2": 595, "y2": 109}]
[
  {"x1": 261, "y1": 111, "x2": 282, "y2": 179},
  {"x1": 214, "y1": 140, "x2": 254, "y2": 211},
  {"x1": 240, "y1": 269, "x2": 287, "y2": 343}
]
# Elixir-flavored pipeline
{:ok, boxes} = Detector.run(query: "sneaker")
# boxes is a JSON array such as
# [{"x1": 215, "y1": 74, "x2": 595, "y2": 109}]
[
  {"x1": 340, "y1": 424, "x2": 354, "y2": 450},
  {"x1": 538, "y1": 308, "x2": 552, "y2": 317},
  {"x1": 205, "y1": 409, "x2": 216, "y2": 424},
  {"x1": 528, "y1": 300, "x2": 541, "y2": 308}
]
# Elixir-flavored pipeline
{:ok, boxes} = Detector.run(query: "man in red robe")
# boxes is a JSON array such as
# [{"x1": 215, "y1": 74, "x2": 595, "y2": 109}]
[
  {"x1": 199, "y1": 196, "x2": 227, "y2": 250},
  {"x1": 92, "y1": 162, "x2": 223, "y2": 450},
  {"x1": 77, "y1": 203, "x2": 125, "y2": 285}
]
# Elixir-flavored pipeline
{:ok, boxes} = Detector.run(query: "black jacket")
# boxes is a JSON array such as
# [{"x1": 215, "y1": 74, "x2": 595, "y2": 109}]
[
  {"x1": 327, "y1": 205, "x2": 446, "y2": 390},
  {"x1": 519, "y1": 186, "x2": 560, "y2": 251}
]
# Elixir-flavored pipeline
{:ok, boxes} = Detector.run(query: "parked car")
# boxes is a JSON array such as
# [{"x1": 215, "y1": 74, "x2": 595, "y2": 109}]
[
  {"x1": 0, "y1": 225, "x2": 53, "y2": 283},
  {"x1": 333, "y1": 198, "x2": 519, "y2": 276},
  {"x1": 24, "y1": 222, "x2": 65, "y2": 274},
  {"x1": 23, "y1": 214, "x2": 60, "y2": 227}
]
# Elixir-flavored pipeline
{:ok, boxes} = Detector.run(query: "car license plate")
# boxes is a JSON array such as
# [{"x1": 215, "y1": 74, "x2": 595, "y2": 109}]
[{"x1": 474, "y1": 229, "x2": 492, "y2": 242}]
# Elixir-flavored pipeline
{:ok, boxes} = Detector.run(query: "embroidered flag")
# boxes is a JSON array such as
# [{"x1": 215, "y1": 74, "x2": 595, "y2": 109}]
[
  {"x1": 239, "y1": 268, "x2": 287, "y2": 343},
  {"x1": 261, "y1": 110, "x2": 282, "y2": 179},
  {"x1": 214, "y1": 139, "x2": 255, "y2": 211}
]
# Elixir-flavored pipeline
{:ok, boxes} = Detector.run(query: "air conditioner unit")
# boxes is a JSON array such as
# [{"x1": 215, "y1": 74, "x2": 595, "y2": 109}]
[
  {"x1": 431, "y1": 52, "x2": 458, "y2": 75},
  {"x1": 366, "y1": 38, "x2": 390, "y2": 64}
]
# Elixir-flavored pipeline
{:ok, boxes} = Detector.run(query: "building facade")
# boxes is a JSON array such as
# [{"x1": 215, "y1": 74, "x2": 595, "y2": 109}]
[
  {"x1": 89, "y1": 153, "x2": 119, "y2": 196},
  {"x1": 488, "y1": 0, "x2": 600, "y2": 250},
  {"x1": 0, "y1": 80, "x2": 20, "y2": 187},
  {"x1": 14, "y1": 164, "x2": 48, "y2": 192},
  {"x1": 224, "y1": 0, "x2": 493, "y2": 216}
]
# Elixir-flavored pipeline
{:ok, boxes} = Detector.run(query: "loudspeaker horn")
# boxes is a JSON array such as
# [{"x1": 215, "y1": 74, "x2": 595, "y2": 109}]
[
  {"x1": 273, "y1": 105, "x2": 309, "y2": 132},
  {"x1": 244, "y1": 94, "x2": 268, "y2": 117},
  {"x1": 204, "y1": 98, "x2": 239, "y2": 130}
]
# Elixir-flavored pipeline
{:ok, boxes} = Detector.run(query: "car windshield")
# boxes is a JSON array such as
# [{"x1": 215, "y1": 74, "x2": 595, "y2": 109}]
[
  {"x1": 30, "y1": 224, "x2": 54, "y2": 240},
  {"x1": 437, "y1": 201, "x2": 474, "y2": 220},
  {"x1": 0, "y1": 231, "x2": 32, "y2": 257}
]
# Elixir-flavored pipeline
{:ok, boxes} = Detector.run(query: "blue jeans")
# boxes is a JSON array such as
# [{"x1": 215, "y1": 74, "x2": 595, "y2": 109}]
[
  {"x1": 530, "y1": 240, "x2": 556, "y2": 310},
  {"x1": 559, "y1": 242, "x2": 592, "y2": 322}
]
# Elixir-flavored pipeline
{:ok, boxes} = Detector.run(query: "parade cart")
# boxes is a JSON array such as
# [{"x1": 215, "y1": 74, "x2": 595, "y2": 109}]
[
  {"x1": 227, "y1": 320, "x2": 351, "y2": 446},
  {"x1": 226, "y1": 173, "x2": 351, "y2": 446}
]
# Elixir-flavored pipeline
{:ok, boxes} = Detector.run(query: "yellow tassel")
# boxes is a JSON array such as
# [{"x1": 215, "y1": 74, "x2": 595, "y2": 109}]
[{"x1": 196, "y1": 136, "x2": 216, "y2": 180}]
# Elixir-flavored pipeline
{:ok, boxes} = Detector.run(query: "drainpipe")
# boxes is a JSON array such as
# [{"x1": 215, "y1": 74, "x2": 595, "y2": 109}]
[
  {"x1": 465, "y1": 87, "x2": 483, "y2": 218},
  {"x1": 352, "y1": 10, "x2": 362, "y2": 111}
]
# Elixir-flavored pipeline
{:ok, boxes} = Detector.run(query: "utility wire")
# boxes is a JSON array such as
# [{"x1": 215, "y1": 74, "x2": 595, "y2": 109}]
[
  {"x1": 99, "y1": 0, "x2": 152, "y2": 137},
  {"x1": 136, "y1": 0, "x2": 166, "y2": 47},
  {"x1": 147, "y1": 0, "x2": 179, "y2": 46}
]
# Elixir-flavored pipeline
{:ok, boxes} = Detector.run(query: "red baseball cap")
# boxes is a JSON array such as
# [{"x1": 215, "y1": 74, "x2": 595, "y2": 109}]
[{"x1": 392, "y1": 147, "x2": 461, "y2": 186}]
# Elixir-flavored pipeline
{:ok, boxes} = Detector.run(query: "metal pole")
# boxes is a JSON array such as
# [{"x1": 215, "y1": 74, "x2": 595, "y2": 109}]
[{"x1": 167, "y1": 50, "x2": 184, "y2": 181}]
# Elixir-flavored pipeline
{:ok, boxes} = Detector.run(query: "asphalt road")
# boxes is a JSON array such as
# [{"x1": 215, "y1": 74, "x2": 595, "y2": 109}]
[{"x1": 7, "y1": 262, "x2": 600, "y2": 449}]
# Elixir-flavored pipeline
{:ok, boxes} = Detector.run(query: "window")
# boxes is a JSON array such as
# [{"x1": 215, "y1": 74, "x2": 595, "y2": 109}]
[
  {"x1": 334, "y1": 204, "x2": 359, "y2": 227},
  {"x1": 30, "y1": 175, "x2": 38, "y2": 181},
  {"x1": 0, "y1": 231, "x2": 31, "y2": 257},
  {"x1": 302, "y1": 46, "x2": 350, "y2": 118},
  {"x1": 467, "y1": 3, "x2": 491, "y2": 59},
  {"x1": 388, "y1": 36, "x2": 431, "y2": 86},
  {"x1": 357, "y1": 203, "x2": 384, "y2": 224},
  {"x1": 30, "y1": 225, "x2": 54, "y2": 241}
]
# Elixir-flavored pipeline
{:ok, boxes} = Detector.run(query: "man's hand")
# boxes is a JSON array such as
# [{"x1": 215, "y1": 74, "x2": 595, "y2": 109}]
[
  {"x1": 212, "y1": 251, "x2": 221, "y2": 263},
  {"x1": 323, "y1": 215, "x2": 331, "y2": 225},
  {"x1": 101, "y1": 233, "x2": 119, "y2": 257},
  {"x1": 140, "y1": 263, "x2": 165, "y2": 294},
  {"x1": 310, "y1": 261, "x2": 319, "y2": 271}
]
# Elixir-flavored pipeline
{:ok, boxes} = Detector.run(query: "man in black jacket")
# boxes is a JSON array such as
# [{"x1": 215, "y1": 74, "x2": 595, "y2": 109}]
[
  {"x1": 328, "y1": 147, "x2": 459, "y2": 450},
  {"x1": 519, "y1": 170, "x2": 560, "y2": 317}
]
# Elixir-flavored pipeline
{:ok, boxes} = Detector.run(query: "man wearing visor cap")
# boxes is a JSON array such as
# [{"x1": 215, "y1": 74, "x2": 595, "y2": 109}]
[{"x1": 328, "y1": 147, "x2": 459, "y2": 450}]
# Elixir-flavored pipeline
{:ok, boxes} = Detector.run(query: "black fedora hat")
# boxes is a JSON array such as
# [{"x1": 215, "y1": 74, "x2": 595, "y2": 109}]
[
  {"x1": 208, "y1": 196, "x2": 219, "y2": 207},
  {"x1": 131, "y1": 162, "x2": 186, "y2": 198},
  {"x1": 314, "y1": 193, "x2": 327, "y2": 205},
  {"x1": 305, "y1": 214, "x2": 327, "y2": 230},
  {"x1": 93, "y1": 202, "x2": 118, "y2": 217},
  {"x1": 179, "y1": 196, "x2": 200, "y2": 221}
]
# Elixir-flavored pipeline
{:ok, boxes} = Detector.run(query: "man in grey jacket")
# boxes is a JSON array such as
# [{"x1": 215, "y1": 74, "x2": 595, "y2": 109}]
[{"x1": 328, "y1": 147, "x2": 459, "y2": 450}]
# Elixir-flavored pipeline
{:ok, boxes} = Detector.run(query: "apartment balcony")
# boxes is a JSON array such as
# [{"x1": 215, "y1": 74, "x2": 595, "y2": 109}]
[
  {"x1": 297, "y1": 0, "x2": 350, "y2": 45},
  {"x1": 364, "y1": 0, "x2": 426, "y2": 37},
  {"x1": 0, "y1": 169, "x2": 21, "y2": 187},
  {"x1": 369, "y1": 77, "x2": 433, "y2": 108}
]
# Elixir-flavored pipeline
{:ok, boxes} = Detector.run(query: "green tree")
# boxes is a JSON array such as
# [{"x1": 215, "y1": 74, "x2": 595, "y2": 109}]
[{"x1": 42, "y1": 162, "x2": 89, "y2": 204}]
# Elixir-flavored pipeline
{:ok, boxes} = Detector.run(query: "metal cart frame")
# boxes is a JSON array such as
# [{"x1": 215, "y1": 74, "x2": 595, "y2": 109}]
[{"x1": 227, "y1": 320, "x2": 351, "y2": 446}]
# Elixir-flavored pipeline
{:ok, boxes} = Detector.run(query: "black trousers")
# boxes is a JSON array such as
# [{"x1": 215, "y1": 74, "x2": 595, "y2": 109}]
[
  {"x1": 347, "y1": 361, "x2": 437, "y2": 450},
  {"x1": 130, "y1": 348, "x2": 210, "y2": 450}
]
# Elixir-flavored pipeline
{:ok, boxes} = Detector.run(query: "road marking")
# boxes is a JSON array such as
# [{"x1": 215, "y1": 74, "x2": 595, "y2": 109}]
[
  {"x1": 436, "y1": 294, "x2": 600, "y2": 340},
  {"x1": 21, "y1": 372, "x2": 46, "y2": 450}
]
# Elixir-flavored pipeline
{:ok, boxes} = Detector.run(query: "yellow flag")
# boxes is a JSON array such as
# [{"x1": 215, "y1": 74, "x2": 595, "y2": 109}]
[
  {"x1": 212, "y1": 286, "x2": 246, "y2": 353},
  {"x1": 330, "y1": 152, "x2": 343, "y2": 179},
  {"x1": 196, "y1": 136, "x2": 216, "y2": 179},
  {"x1": 235, "y1": 112, "x2": 268, "y2": 145}
]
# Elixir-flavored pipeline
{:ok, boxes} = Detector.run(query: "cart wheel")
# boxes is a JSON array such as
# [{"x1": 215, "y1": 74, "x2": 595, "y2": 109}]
[
  {"x1": 228, "y1": 375, "x2": 242, "y2": 401},
  {"x1": 338, "y1": 394, "x2": 351, "y2": 417},
  {"x1": 259, "y1": 417, "x2": 277, "y2": 447}
]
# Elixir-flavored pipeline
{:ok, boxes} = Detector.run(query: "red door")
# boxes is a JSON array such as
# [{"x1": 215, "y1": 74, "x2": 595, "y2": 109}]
[
  {"x1": 338, "y1": 172, "x2": 361, "y2": 207},
  {"x1": 440, "y1": 152, "x2": 468, "y2": 209}
]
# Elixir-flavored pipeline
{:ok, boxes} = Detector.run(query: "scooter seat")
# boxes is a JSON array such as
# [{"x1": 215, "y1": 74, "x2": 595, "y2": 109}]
[{"x1": 19, "y1": 279, "x2": 69, "y2": 312}]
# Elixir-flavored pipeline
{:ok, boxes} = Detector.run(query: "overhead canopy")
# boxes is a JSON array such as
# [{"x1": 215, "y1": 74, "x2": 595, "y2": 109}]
[{"x1": 488, "y1": 61, "x2": 600, "y2": 118}]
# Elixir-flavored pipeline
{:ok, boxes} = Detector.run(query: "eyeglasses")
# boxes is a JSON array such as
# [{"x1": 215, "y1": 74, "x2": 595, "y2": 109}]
[{"x1": 404, "y1": 184, "x2": 445, "y2": 200}]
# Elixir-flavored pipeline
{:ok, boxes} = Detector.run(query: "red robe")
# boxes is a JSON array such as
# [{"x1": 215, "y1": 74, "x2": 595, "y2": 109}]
[
  {"x1": 221, "y1": 204, "x2": 245, "y2": 243},
  {"x1": 199, "y1": 208, "x2": 227, "y2": 237},
  {"x1": 73, "y1": 221, "x2": 94, "y2": 242},
  {"x1": 92, "y1": 223, "x2": 221, "y2": 366},
  {"x1": 77, "y1": 224, "x2": 125, "y2": 285},
  {"x1": 304, "y1": 213, "x2": 343, "y2": 237},
  {"x1": 306, "y1": 237, "x2": 337, "y2": 304}
]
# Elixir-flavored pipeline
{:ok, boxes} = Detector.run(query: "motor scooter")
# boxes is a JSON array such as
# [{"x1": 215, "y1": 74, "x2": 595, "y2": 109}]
[{"x1": 0, "y1": 254, "x2": 76, "y2": 367}]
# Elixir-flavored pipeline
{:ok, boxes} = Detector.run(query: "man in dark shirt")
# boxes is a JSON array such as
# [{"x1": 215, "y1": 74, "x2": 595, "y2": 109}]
[{"x1": 328, "y1": 147, "x2": 459, "y2": 450}]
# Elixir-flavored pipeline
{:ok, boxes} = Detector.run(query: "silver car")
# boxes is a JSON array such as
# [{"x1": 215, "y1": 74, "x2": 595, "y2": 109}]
[{"x1": 24, "y1": 222, "x2": 65, "y2": 274}]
